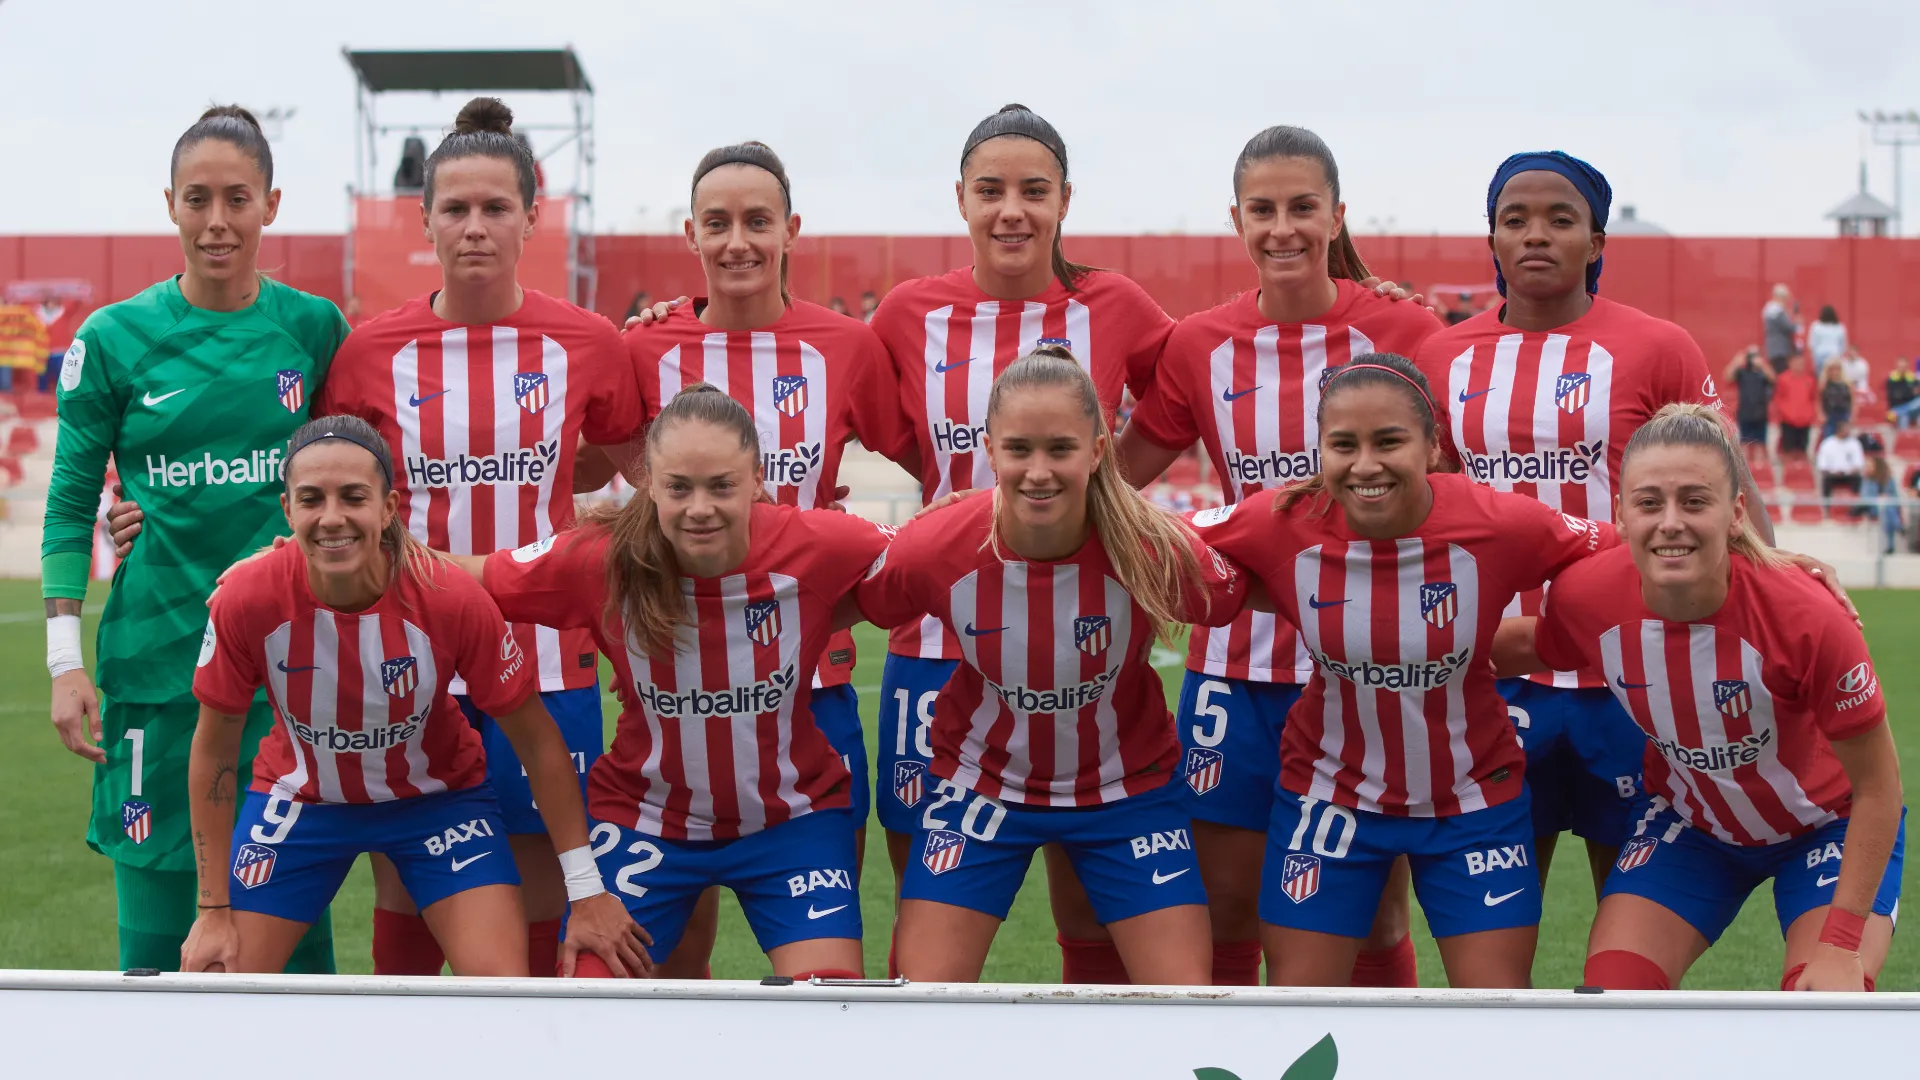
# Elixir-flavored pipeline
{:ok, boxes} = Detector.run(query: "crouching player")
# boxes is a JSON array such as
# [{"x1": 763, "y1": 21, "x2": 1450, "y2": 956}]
[
  {"x1": 181, "y1": 418, "x2": 644, "y2": 975},
  {"x1": 1496, "y1": 404, "x2": 1903, "y2": 991}
]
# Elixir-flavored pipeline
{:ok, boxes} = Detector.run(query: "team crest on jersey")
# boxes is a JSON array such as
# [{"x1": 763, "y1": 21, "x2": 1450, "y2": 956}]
[
  {"x1": 1419, "y1": 582, "x2": 1459, "y2": 629},
  {"x1": 772, "y1": 374, "x2": 809, "y2": 417},
  {"x1": 1073, "y1": 614, "x2": 1112, "y2": 655},
  {"x1": 1280, "y1": 853, "x2": 1321, "y2": 903},
  {"x1": 1713, "y1": 679, "x2": 1752, "y2": 719},
  {"x1": 513, "y1": 371, "x2": 550, "y2": 414},
  {"x1": 276, "y1": 370, "x2": 305, "y2": 413},
  {"x1": 1184, "y1": 747, "x2": 1224, "y2": 797},
  {"x1": 1554, "y1": 372, "x2": 1592, "y2": 414},
  {"x1": 893, "y1": 761, "x2": 926, "y2": 809},
  {"x1": 744, "y1": 600, "x2": 782, "y2": 647},
  {"x1": 382, "y1": 656, "x2": 420, "y2": 698},
  {"x1": 1616, "y1": 836, "x2": 1658, "y2": 873},
  {"x1": 233, "y1": 843, "x2": 278, "y2": 889},
  {"x1": 922, "y1": 829, "x2": 966, "y2": 876},
  {"x1": 121, "y1": 800, "x2": 152, "y2": 845}
]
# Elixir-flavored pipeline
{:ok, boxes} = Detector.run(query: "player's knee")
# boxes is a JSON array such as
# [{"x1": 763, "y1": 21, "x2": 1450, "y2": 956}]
[{"x1": 1583, "y1": 949, "x2": 1670, "y2": 991}]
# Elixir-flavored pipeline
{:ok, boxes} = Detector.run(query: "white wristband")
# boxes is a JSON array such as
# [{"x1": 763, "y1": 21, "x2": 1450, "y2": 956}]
[
  {"x1": 47, "y1": 614, "x2": 84, "y2": 679},
  {"x1": 559, "y1": 845, "x2": 605, "y2": 902}
]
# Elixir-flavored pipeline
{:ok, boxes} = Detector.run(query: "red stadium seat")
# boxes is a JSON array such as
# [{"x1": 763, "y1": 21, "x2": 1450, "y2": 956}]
[
  {"x1": 0, "y1": 455, "x2": 22, "y2": 489},
  {"x1": 15, "y1": 391, "x2": 56, "y2": 420},
  {"x1": 5, "y1": 424, "x2": 38, "y2": 456},
  {"x1": 1894, "y1": 428, "x2": 1920, "y2": 458},
  {"x1": 1788, "y1": 502, "x2": 1826, "y2": 525},
  {"x1": 1780, "y1": 459, "x2": 1816, "y2": 491}
]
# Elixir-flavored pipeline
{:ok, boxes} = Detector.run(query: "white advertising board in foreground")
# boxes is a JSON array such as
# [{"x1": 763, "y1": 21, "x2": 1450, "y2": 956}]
[{"x1": 4, "y1": 970, "x2": 1917, "y2": 1079}]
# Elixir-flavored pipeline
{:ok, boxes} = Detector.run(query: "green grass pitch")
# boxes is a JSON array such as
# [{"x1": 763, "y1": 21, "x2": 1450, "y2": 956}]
[{"x1": 3, "y1": 579, "x2": 1915, "y2": 988}]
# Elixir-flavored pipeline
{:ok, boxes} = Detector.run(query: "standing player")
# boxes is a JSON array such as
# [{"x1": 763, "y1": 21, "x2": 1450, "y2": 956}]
[
  {"x1": 1414, "y1": 151, "x2": 1773, "y2": 900},
  {"x1": 869, "y1": 104, "x2": 1177, "y2": 984},
  {"x1": 180, "y1": 418, "x2": 643, "y2": 976},
  {"x1": 1117, "y1": 126, "x2": 1441, "y2": 987},
  {"x1": 43, "y1": 107, "x2": 341, "y2": 973},
  {"x1": 858, "y1": 348, "x2": 1243, "y2": 983},
  {"x1": 313, "y1": 98, "x2": 642, "y2": 977},
  {"x1": 1496, "y1": 405, "x2": 1902, "y2": 992},
  {"x1": 482, "y1": 385, "x2": 887, "y2": 980}
]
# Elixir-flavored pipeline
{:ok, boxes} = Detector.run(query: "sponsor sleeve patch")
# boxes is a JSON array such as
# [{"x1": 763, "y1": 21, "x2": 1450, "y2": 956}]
[
  {"x1": 511, "y1": 535, "x2": 557, "y2": 563},
  {"x1": 196, "y1": 619, "x2": 217, "y2": 667},
  {"x1": 58, "y1": 338, "x2": 86, "y2": 392}
]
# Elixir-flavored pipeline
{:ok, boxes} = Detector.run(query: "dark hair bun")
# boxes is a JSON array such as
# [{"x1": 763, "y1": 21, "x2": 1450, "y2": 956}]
[
  {"x1": 998, "y1": 103, "x2": 1032, "y2": 114},
  {"x1": 199, "y1": 104, "x2": 263, "y2": 133},
  {"x1": 454, "y1": 97, "x2": 514, "y2": 136}
]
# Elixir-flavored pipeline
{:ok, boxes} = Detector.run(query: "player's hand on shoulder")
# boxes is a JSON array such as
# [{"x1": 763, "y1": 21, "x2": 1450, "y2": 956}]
[
  {"x1": 1359, "y1": 275, "x2": 1437, "y2": 318},
  {"x1": 1781, "y1": 551, "x2": 1860, "y2": 626},
  {"x1": 915, "y1": 488, "x2": 978, "y2": 518},
  {"x1": 621, "y1": 296, "x2": 690, "y2": 333},
  {"x1": 49, "y1": 669, "x2": 105, "y2": 764},
  {"x1": 108, "y1": 483, "x2": 142, "y2": 558},
  {"x1": 210, "y1": 536, "x2": 293, "y2": 600},
  {"x1": 559, "y1": 892, "x2": 654, "y2": 978},
  {"x1": 180, "y1": 907, "x2": 239, "y2": 973}
]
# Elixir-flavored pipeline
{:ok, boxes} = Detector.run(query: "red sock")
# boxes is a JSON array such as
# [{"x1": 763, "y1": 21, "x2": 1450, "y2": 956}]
[
  {"x1": 527, "y1": 919, "x2": 561, "y2": 979},
  {"x1": 570, "y1": 951, "x2": 616, "y2": 979},
  {"x1": 371, "y1": 908, "x2": 444, "y2": 976},
  {"x1": 1781, "y1": 962, "x2": 1807, "y2": 991},
  {"x1": 1350, "y1": 935, "x2": 1418, "y2": 988},
  {"x1": 1585, "y1": 950, "x2": 1671, "y2": 990},
  {"x1": 1058, "y1": 934, "x2": 1130, "y2": 984},
  {"x1": 792, "y1": 969, "x2": 861, "y2": 981},
  {"x1": 1210, "y1": 940, "x2": 1263, "y2": 986},
  {"x1": 1865, "y1": 973, "x2": 1876, "y2": 992}
]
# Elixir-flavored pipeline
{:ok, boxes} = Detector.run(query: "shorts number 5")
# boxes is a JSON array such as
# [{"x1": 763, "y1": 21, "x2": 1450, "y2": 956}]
[{"x1": 1189, "y1": 679, "x2": 1231, "y2": 748}]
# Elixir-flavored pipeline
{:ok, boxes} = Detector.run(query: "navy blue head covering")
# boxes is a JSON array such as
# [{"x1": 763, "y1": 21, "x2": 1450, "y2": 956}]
[{"x1": 1486, "y1": 151, "x2": 1611, "y2": 297}]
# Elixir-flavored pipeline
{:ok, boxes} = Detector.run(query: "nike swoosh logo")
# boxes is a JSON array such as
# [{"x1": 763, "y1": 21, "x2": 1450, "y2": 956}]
[
  {"x1": 450, "y1": 852, "x2": 492, "y2": 872},
  {"x1": 1817, "y1": 874, "x2": 1840, "y2": 887},
  {"x1": 1615, "y1": 675, "x2": 1653, "y2": 690},
  {"x1": 1151, "y1": 868, "x2": 1190, "y2": 885},
  {"x1": 1308, "y1": 594, "x2": 1349, "y2": 609},
  {"x1": 934, "y1": 357, "x2": 976, "y2": 374},
  {"x1": 807, "y1": 903, "x2": 849, "y2": 920},
  {"x1": 1222, "y1": 385, "x2": 1260, "y2": 401},
  {"x1": 1459, "y1": 387, "x2": 1495, "y2": 403},
  {"x1": 276, "y1": 661, "x2": 318, "y2": 673},
  {"x1": 1483, "y1": 888, "x2": 1526, "y2": 906},
  {"x1": 409, "y1": 389, "x2": 451, "y2": 407},
  {"x1": 964, "y1": 624, "x2": 1005, "y2": 636},
  {"x1": 142, "y1": 389, "x2": 186, "y2": 407}
]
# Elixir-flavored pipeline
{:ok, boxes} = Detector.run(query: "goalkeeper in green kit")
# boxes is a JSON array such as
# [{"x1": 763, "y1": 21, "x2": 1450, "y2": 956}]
[{"x1": 43, "y1": 107, "x2": 344, "y2": 972}]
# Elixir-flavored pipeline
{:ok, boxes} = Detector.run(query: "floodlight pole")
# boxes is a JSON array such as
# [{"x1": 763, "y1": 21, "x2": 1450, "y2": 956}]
[{"x1": 1861, "y1": 109, "x2": 1920, "y2": 237}]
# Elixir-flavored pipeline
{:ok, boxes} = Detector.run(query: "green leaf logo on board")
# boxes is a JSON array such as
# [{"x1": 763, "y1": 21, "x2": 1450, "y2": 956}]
[{"x1": 1193, "y1": 1033, "x2": 1337, "y2": 1080}]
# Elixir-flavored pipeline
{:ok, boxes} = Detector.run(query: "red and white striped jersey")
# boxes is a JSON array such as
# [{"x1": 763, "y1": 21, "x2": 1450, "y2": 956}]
[
  {"x1": 1193, "y1": 474, "x2": 1616, "y2": 817},
  {"x1": 1128, "y1": 282, "x2": 1443, "y2": 683},
  {"x1": 856, "y1": 492, "x2": 1244, "y2": 807},
  {"x1": 482, "y1": 503, "x2": 890, "y2": 841},
  {"x1": 1413, "y1": 298, "x2": 1719, "y2": 689},
  {"x1": 195, "y1": 543, "x2": 527, "y2": 804},
  {"x1": 632, "y1": 299, "x2": 916, "y2": 688},
  {"x1": 315, "y1": 290, "x2": 642, "y2": 695},
  {"x1": 871, "y1": 268, "x2": 1175, "y2": 662},
  {"x1": 1536, "y1": 548, "x2": 1882, "y2": 846}
]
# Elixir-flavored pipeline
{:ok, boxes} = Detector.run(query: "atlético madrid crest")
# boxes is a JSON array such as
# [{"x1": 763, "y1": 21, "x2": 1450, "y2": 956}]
[
  {"x1": 381, "y1": 655, "x2": 419, "y2": 698},
  {"x1": 745, "y1": 600, "x2": 781, "y2": 647},
  {"x1": 1420, "y1": 582, "x2": 1459, "y2": 629},
  {"x1": 1554, "y1": 371, "x2": 1592, "y2": 414},
  {"x1": 232, "y1": 843, "x2": 277, "y2": 889},
  {"x1": 1713, "y1": 679, "x2": 1753, "y2": 719},
  {"x1": 276, "y1": 369, "x2": 305, "y2": 413},
  {"x1": 1184, "y1": 747, "x2": 1223, "y2": 797},
  {"x1": 121, "y1": 799, "x2": 152, "y2": 844},
  {"x1": 1616, "y1": 836, "x2": 1658, "y2": 872},
  {"x1": 922, "y1": 829, "x2": 966, "y2": 876},
  {"x1": 893, "y1": 761, "x2": 926, "y2": 809},
  {"x1": 1073, "y1": 614, "x2": 1112, "y2": 656},
  {"x1": 1280, "y1": 852, "x2": 1321, "y2": 903},
  {"x1": 514, "y1": 371, "x2": 549, "y2": 414},
  {"x1": 772, "y1": 374, "x2": 809, "y2": 418}
]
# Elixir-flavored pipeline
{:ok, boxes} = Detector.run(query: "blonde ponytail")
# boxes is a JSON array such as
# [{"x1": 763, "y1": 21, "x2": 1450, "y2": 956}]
[{"x1": 1623, "y1": 403, "x2": 1789, "y2": 570}]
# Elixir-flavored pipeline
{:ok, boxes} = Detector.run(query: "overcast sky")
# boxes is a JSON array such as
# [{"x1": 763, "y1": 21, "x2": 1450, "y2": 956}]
[{"x1": 6, "y1": 0, "x2": 1919, "y2": 237}]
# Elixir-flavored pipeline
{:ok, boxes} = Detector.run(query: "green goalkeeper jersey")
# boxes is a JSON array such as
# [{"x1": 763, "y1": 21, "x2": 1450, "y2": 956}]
[{"x1": 42, "y1": 275, "x2": 348, "y2": 703}]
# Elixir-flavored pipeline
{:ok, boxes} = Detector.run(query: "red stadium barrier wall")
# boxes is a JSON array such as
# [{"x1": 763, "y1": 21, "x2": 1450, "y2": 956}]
[{"x1": 6, "y1": 233, "x2": 1919, "y2": 387}]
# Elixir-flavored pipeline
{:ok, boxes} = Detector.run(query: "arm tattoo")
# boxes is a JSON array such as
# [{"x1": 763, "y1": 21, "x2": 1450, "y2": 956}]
[
  {"x1": 206, "y1": 761, "x2": 238, "y2": 808},
  {"x1": 193, "y1": 829, "x2": 216, "y2": 903}
]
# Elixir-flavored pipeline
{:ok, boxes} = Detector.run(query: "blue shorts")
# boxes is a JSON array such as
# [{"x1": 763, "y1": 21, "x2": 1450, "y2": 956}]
[
  {"x1": 1603, "y1": 799, "x2": 1906, "y2": 943},
  {"x1": 811, "y1": 684, "x2": 868, "y2": 826},
  {"x1": 1499, "y1": 679, "x2": 1645, "y2": 847},
  {"x1": 1261, "y1": 787, "x2": 1542, "y2": 939},
  {"x1": 578, "y1": 808, "x2": 861, "y2": 960},
  {"x1": 876, "y1": 655, "x2": 959, "y2": 834},
  {"x1": 462, "y1": 685, "x2": 603, "y2": 835},
  {"x1": 229, "y1": 786, "x2": 518, "y2": 924},
  {"x1": 900, "y1": 778, "x2": 1206, "y2": 923},
  {"x1": 1174, "y1": 672, "x2": 1300, "y2": 833}
]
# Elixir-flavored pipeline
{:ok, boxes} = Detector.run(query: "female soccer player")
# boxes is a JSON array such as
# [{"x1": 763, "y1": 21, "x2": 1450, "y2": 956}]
[
  {"x1": 857, "y1": 346, "x2": 1244, "y2": 984},
  {"x1": 1413, "y1": 151, "x2": 1774, "y2": 902},
  {"x1": 43, "y1": 106, "x2": 342, "y2": 973},
  {"x1": 1192, "y1": 353, "x2": 1622, "y2": 988},
  {"x1": 1116, "y1": 125, "x2": 1441, "y2": 987},
  {"x1": 179, "y1": 417, "x2": 644, "y2": 975},
  {"x1": 1495, "y1": 405, "x2": 1903, "y2": 992},
  {"x1": 868, "y1": 104, "x2": 1179, "y2": 983},
  {"x1": 310, "y1": 97, "x2": 643, "y2": 977},
  {"x1": 481, "y1": 384, "x2": 887, "y2": 979}
]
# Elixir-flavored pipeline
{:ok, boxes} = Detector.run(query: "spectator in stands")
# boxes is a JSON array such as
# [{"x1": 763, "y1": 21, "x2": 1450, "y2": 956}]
[
  {"x1": 1906, "y1": 463, "x2": 1920, "y2": 552},
  {"x1": 829, "y1": 296, "x2": 849, "y2": 315},
  {"x1": 1807, "y1": 304, "x2": 1848, "y2": 368},
  {"x1": 1724, "y1": 345, "x2": 1773, "y2": 461},
  {"x1": 1446, "y1": 291, "x2": 1475, "y2": 326},
  {"x1": 1820, "y1": 360, "x2": 1854, "y2": 438},
  {"x1": 1762, "y1": 284, "x2": 1800, "y2": 374},
  {"x1": 622, "y1": 290, "x2": 652, "y2": 324},
  {"x1": 1889, "y1": 357, "x2": 1920, "y2": 428},
  {"x1": 1840, "y1": 347, "x2": 1871, "y2": 393},
  {"x1": 1862, "y1": 452, "x2": 1902, "y2": 549},
  {"x1": 859, "y1": 290, "x2": 879, "y2": 323},
  {"x1": 1815, "y1": 419, "x2": 1865, "y2": 514},
  {"x1": 1774, "y1": 352, "x2": 1818, "y2": 455}
]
